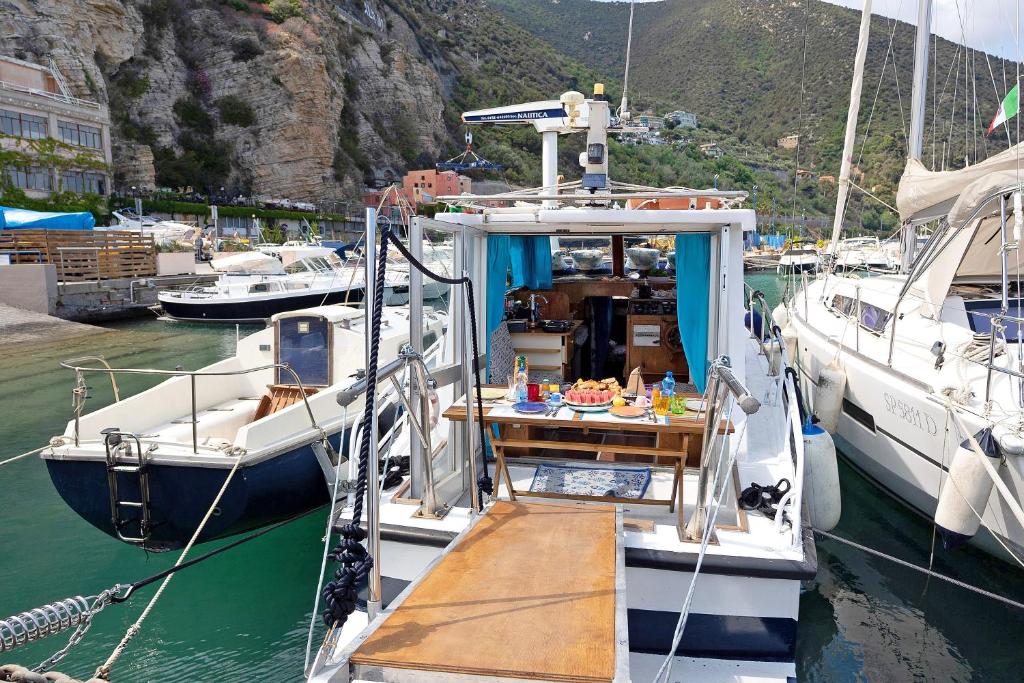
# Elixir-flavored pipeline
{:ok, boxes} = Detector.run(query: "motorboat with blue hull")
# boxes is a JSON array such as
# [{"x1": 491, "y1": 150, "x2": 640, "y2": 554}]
[
  {"x1": 43, "y1": 304, "x2": 446, "y2": 550},
  {"x1": 159, "y1": 287, "x2": 365, "y2": 324}
]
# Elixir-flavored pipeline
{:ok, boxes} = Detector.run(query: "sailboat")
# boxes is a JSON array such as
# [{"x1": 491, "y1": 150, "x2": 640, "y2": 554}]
[{"x1": 787, "y1": 0, "x2": 1024, "y2": 563}]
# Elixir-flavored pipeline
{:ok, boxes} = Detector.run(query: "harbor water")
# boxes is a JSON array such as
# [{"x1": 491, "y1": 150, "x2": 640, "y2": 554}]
[{"x1": 2, "y1": 286, "x2": 1023, "y2": 681}]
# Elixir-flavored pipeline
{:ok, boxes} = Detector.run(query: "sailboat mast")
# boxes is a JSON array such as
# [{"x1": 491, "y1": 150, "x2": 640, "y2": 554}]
[
  {"x1": 901, "y1": 0, "x2": 933, "y2": 271},
  {"x1": 829, "y1": 0, "x2": 873, "y2": 252}
]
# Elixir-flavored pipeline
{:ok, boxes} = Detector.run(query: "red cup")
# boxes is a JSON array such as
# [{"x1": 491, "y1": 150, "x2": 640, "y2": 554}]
[{"x1": 527, "y1": 383, "x2": 540, "y2": 402}]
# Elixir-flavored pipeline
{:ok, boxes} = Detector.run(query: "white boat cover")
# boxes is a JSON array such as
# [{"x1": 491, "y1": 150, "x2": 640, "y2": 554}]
[
  {"x1": 896, "y1": 142, "x2": 1024, "y2": 222},
  {"x1": 211, "y1": 251, "x2": 285, "y2": 274},
  {"x1": 279, "y1": 246, "x2": 336, "y2": 267},
  {"x1": 906, "y1": 169, "x2": 1019, "y2": 317}
]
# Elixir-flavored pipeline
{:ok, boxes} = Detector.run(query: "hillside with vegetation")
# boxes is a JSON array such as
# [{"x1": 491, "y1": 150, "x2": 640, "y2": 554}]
[{"x1": 490, "y1": 0, "x2": 1020, "y2": 232}]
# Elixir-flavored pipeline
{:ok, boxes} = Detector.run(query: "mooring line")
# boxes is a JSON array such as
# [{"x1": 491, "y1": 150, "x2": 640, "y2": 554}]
[
  {"x1": 814, "y1": 528, "x2": 1024, "y2": 611},
  {"x1": 0, "y1": 445, "x2": 49, "y2": 468}
]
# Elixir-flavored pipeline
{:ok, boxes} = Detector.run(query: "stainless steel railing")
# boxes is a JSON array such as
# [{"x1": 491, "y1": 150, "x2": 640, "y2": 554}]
[{"x1": 60, "y1": 358, "x2": 318, "y2": 453}]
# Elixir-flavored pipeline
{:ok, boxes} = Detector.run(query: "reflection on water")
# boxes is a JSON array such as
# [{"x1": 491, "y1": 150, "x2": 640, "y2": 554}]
[{"x1": 1, "y1": 286, "x2": 1023, "y2": 681}]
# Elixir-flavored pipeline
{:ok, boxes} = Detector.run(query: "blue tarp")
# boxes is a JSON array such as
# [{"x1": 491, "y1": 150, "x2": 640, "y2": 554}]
[
  {"x1": 0, "y1": 206, "x2": 95, "y2": 231},
  {"x1": 676, "y1": 233, "x2": 711, "y2": 392}
]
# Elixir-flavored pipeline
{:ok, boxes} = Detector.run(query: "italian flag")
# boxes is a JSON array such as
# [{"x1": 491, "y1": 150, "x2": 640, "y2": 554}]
[{"x1": 988, "y1": 83, "x2": 1019, "y2": 136}]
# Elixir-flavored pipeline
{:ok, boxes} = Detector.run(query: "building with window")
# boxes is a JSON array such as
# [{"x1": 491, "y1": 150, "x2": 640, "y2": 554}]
[
  {"x1": 401, "y1": 169, "x2": 471, "y2": 207},
  {"x1": 665, "y1": 110, "x2": 699, "y2": 129},
  {"x1": 636, "y1": 112, "x2": 664, "y2": 131},
  {"x1": 777, "y1": 134, "x2": 800, "y2": 150},
  {"x1": 0, "y1": 56, "x2": 112, "y2": 199},
  {"x1": 699, "y1": 142, "x2": 724, "y2": 159}
]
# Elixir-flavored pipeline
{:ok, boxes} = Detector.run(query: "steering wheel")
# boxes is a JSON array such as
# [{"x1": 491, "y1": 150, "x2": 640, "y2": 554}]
[{"x1": 665, "y1": 324, "x2": 683, "y2": 352}]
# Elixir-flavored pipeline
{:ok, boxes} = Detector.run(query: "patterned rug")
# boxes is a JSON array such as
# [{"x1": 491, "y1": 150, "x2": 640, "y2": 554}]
[{"x1": 529, "y1": 463, "x2": 652, "y2": 499}]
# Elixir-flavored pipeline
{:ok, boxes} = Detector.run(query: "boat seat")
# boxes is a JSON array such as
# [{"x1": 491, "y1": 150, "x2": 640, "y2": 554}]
[
  {"x1": 349, "y1": 501, "x2": 623, "y2": 682},
  {"x1": 251, "y1": 384, "x2": 320, "y2": 422},
  {"x1": 150, "y1": 398, "x2": 260, "y2": 444}
]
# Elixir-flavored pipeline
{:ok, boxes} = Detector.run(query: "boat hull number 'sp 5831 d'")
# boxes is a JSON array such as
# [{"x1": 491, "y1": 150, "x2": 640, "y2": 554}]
[{"x1": 883, "y1": 392, "x2": 938, "y2": 436}]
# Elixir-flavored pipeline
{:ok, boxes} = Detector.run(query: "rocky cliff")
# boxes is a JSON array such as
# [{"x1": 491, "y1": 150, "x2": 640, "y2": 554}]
[{"x1": 1, "y1": 0, "x2": 597, "y2": 200}]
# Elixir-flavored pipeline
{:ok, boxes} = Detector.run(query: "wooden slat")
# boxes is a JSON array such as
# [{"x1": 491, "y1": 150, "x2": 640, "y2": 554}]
[
  {"x1": 351, "y1": 501, "x2": 617, "y2": 682},
  {"x1": 0, "y1": 230, "x2": 156, "y2": 281}
]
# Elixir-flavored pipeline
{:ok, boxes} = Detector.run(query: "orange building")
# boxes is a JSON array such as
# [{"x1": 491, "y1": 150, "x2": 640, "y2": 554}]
[{"x1": 402, "y1": 169, "x2": 471, "y2": 206}]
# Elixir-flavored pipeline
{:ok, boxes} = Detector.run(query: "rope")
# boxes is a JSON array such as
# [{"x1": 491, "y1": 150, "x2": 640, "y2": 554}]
[
  {"x1": 814, "y1": 528, "x2": 1024, "y2": 611},
  {"x1": 95, "y1": 456, "x2": 243, "y2": 679},
  {"x1": 321, "y1": 228, "x2": 391, "y2": 628},
  {"x1": 0, "y1": 446, "x2": 48, "y2": 468}
]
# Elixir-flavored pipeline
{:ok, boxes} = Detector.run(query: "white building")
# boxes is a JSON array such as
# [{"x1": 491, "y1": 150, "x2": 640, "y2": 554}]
[
  {"x1": 636, "y1": 112, "x2": 664, "y2": 131},
  {"x1": 665, "y1": 110, "x2": 698, "y2": 129},
  {"x1": 0, "y1": 56, "x2": 112, "y2": 198}
]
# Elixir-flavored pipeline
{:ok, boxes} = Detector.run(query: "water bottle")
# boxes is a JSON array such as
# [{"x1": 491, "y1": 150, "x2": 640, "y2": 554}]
[{"x1": 662, "y1": 371, "x2": 675, "y2": 401}]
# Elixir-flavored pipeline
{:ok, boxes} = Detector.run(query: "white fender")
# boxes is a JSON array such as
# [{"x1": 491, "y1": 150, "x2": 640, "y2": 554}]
[
  {"x1": 767, "y1": 339, "x2": 784, "y2": 375},
  {"x1": 813, "y1": 359, "x2": 846, "y2": 434},
  {"x1": 772, "y1": 303, "x2": 789, "y2": 329},
  {"x1": 782, "y1": 324, "x2": 799, "y2": 366},
  {"x1": 935, "y1": 433, "x2": 999, "y2": 549},
  {"x1": 802, "y1": 422, "x2": 841, "y2": 531}
]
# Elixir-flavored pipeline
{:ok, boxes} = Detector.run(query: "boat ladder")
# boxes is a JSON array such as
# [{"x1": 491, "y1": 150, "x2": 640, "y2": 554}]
[{"x1": 101, "y1": 428, "x2": 153, "y2": 545}]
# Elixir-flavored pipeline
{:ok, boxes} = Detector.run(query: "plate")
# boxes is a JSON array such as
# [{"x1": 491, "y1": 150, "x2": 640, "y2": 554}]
[
  {"x1": 512, "y1": 401, "x2": 548, "y2": 415},
  {"x1": 565, "y1": 400, "x2": 611, "y2": 413},
  {"x1": 610, "y1": 405, "x2": 645, "y2": 419},
  {"x1": 474, "y1": 387, "x2": 507, "y2": 401}
]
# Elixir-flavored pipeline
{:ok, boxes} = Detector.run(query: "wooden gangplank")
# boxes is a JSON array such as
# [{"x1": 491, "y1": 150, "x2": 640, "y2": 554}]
[{"x1": 351, "y1": 501, "x2": 621, "y2": 682}]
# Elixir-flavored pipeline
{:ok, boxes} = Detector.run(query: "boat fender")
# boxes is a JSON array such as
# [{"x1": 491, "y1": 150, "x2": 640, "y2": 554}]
[
  {"x1": 772, "y1": 303, "x2": 789, "y2": 329},
  {"x1": 996, "y1": 429, "x2": 1024, "y2": 457},
  {"x1": 744, "y1": 308, "x2": 767, "y2": 340},
  {"x1": 813, "y1": 359, "x2": 846, "y2": 434},
  {"x1": 782, "y1": 324, "x2": 799, "y2": 366},
  {"x1": 802, "y1": 420, "x2": 841, "y2": 531},
  {"x1": 767, "y1": 338, "x2": 784, "y2": 375},
  {"x1": 935, "y1": 427, "x2": 1000, "y2": 550}
]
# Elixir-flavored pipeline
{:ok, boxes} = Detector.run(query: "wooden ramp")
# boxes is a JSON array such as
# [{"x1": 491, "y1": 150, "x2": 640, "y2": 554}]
[{"x1": 350, "y1": 501, "x2": 621, "y2": 682}]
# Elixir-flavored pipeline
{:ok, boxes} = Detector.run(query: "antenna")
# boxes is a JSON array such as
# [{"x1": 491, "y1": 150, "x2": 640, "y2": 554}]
[{"x1": 618, "y1": 0, "x2": 636, "y2": 119}]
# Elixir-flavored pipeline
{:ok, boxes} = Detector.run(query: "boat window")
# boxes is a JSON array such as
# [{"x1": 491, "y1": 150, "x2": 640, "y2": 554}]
[
  {"x1": 963, "y1": 299, "x2": 1024, "y2": 342},
  {"x1": 284, "y1": 260, "x2": 311, "y2": 274},
  {"x1": 249, "y1": 282, "x2": 279, "y2": 294},
  {"x1": 276, "y1": 316, "x2": 331, "y2": 385},
  {"x1": 831, "y1": 294, "x2": 891, "y2": 332},
  {"x1": 284, "y1": 281, "x2": 311, "y2": 291}
]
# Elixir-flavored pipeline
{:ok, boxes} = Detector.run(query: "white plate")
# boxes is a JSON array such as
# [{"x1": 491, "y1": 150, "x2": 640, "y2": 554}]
[
  {"x1": 686, "y1": 398, "x2": 707, "y2": 412},
  {"x1": 565, "y1": 400, "x2": 612, "y2": 413}
]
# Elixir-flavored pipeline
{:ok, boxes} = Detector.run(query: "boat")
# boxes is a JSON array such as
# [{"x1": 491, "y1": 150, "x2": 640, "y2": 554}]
[
  {"x1": 157, "y1": 251, "x2": 367, "y2": 322},
  {"x1": 43, "y1": 304, "x2": 447, "y2": 550},
  {"x1": 106, "y1": 209, "x2": 201, "y2": 247},
  {"x1": 831, "y1": 236, "x2": 898, "y2": 273},
  {"x1": 788, "y1": 0, "x2": 1024, "y2": 563},
  {"x1": 776, "y1": 238, "x2": 819, "y2": 273},
  {"x1": 305, "y1": 84, "x2": 820, "y2": 683}
]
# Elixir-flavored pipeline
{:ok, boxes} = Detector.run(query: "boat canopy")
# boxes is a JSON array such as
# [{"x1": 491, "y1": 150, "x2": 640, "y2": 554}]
[
  {"x1": 211, "y1": 251, "x2": 285, "y2": 275},
  {"x1": 896, "y1": 142, "x2": 1024, "y2": 223},
  {"x1": 0, "y1": 205, "x2": 95, "y2": 230},
  {"x1": 905, "y1": 169, "x2": 1020, "y2": 316}
]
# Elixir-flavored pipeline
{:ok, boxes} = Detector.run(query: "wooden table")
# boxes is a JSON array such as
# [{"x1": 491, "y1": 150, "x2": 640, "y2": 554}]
[{"x1": 445, "y1": 390, "x2": 728, "y2": 524}]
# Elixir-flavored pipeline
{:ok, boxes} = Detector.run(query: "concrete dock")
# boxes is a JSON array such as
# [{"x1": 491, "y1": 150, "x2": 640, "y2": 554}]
[{"x1": 0, "y1": 303, "x2": 106, "y2": 344}]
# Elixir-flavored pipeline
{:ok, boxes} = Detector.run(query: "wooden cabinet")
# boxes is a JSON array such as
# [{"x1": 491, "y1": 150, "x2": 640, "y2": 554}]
[
  {"x1": 625, "y1": 313, "x2": 688, "y2": 382},
  {"x1": 508, "y1": 322, "x2": 580, "y2": 382}
]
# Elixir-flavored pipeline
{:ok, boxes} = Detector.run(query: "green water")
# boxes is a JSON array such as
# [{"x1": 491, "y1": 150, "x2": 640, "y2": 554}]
[{"x1": 2, "y1": 290, "x2": 1024, "y2": 681}]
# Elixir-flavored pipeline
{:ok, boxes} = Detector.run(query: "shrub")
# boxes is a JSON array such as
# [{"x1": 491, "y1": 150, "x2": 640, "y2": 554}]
[
  {"x1": 173, "y1": 97, "x2": 214, "y2": 131},
  {"x1": 231, "y1": 37, "x2": 263, "y2": 61},
  {"x1": 268, "y1": 0, "x2": 302, "y2": 23},
  {"x1": 215, "y1": 95, "x2": 256, "y2": 127},
  {"x1": 225, "y1": 0, "x2": 251, "y2": 12}
]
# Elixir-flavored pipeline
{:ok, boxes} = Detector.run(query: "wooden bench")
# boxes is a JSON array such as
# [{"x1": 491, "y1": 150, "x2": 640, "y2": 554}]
[{"x1": 252, "y1": 384, "x2": 318, "y2": 421}]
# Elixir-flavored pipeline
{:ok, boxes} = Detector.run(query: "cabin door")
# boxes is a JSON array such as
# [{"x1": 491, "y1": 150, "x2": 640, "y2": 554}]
[{"x1": 276, "y1": 316, "x2": 332, "y2": 386}]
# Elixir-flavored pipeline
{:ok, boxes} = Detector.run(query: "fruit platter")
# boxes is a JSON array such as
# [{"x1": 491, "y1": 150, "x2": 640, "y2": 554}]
[{"x1": 563, "y1": 378, "x2": 621, "y2": 412}]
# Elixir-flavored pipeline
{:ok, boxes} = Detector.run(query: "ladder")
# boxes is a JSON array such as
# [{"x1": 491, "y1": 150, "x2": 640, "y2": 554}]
[
  {"x1": 101, "y1": 429, "x2": 153, "y2": 545},
  {"x1": 47, "y1": 58, "x2": 74, "y2": 100}
]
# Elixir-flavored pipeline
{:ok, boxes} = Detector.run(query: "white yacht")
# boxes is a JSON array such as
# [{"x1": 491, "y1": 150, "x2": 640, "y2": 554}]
[
  {"x1": 831, "y1": 236, "x2": 897, "y2": 272},
  {"x1": 776, "y1": 240, "x2": 819, "y2": 273},
  {"x1": 158, "y1": 251, "x2": 367, "y2": 322},
  {"x1": 305, "y1": 86, "x2": 821, "y2": 683},
  {"x1": 788, "y1": 0, "x2": 1024, "y2": 564},
  {"x1": 107, "y1": 209, "x2": 200, "y2": 246}
]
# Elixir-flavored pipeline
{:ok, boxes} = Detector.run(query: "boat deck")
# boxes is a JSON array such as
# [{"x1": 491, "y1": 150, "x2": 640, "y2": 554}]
[{"x1": 349, "y1": 500, "x2": 623, "y2": 682}]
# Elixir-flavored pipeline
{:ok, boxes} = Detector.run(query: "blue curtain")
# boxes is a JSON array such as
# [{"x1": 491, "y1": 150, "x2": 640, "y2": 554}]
[
  {"x1": 485, "y1": 235, "x2": 552, "y2": 381},
  {"x1": 675, "y1": 233, "x2": 711, "y2": 392}
]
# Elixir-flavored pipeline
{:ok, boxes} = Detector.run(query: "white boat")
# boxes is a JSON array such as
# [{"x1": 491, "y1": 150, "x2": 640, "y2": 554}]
[
  {"x1": 831, "y1": 236, "x2": 897, "y2": 272},
  {"x1": 107, "y1": 209, "x2": 200, "y2": 246},
  {"x1": 44, "y1": 304, "x2": 447, "y2": 550},
  {"x1": 776, "y1": 241, "x2": 819, "y2": 273},
  {"x1": 789, "y1": 0, "x2": 1024, "y2": 564},
  {"x1": 305, "y1": 86, "x2": 818, "y2": 683},
  {"x1": 158, "y1": 252, "x2": 367, "y2": 322}
]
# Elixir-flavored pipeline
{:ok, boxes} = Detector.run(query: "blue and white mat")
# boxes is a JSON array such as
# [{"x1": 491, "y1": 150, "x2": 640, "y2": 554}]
[{"x1": 528, "y1": 463, "x2": 652, "y2": 499}]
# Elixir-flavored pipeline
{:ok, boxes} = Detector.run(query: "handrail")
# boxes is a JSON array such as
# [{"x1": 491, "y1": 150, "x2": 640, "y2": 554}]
[{"x1": 60, "y1": 360, "x2": 318, "y2": 453}]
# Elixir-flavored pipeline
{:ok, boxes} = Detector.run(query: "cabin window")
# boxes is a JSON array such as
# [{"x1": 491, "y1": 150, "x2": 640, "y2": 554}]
[
  {"x1": 277, "y1": 316, "x2": 331, "y2": 386},
  {"x1": 830, "y1": 294, "x2": 891, "y2": 333},
  {"x1": 249, "y1": 282, "x2": 276, "y2": 293}
]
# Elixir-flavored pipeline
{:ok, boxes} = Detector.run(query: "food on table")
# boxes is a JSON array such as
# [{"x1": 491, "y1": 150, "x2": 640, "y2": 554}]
[
  {"x1": 612, "y1": 395, "x2": 626, "y2": 407},
  {"x1": 564, "y1": 388, "x2": 615, "y2": 405}
]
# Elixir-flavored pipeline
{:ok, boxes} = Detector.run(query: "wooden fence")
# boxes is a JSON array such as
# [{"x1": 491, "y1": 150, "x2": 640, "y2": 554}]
[{"x1": 0, "y1": 230, "x2": 157, "y2": 282}]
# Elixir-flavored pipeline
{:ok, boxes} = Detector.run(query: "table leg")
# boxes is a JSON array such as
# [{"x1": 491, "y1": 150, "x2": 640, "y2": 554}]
[
  {"x1": 676, "y1": 435, "x2": 689, "y2": 530},
  {"x1": 491, "y1": 425, "x2": 516, "y2": 502}
]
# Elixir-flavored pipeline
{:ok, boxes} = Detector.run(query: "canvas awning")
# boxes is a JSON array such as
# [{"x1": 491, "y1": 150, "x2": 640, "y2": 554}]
[
  {"x1": 210, "y1": 251, "x2": 285, "y2": 275},
  {"x1": 905, "y1": 169, "x2": 1020, "y2": 317},
  {"x1": 896, "y1": 143, "x2": 1024, "y2": 223},
  {"x1": 0, "y1": 205, "x2": 95, "y2": 230}
]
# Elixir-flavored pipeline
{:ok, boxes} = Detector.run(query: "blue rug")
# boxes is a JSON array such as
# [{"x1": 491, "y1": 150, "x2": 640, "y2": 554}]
[{"x1": 529, "y1": 463, "x2": 652, "y2": 499}]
